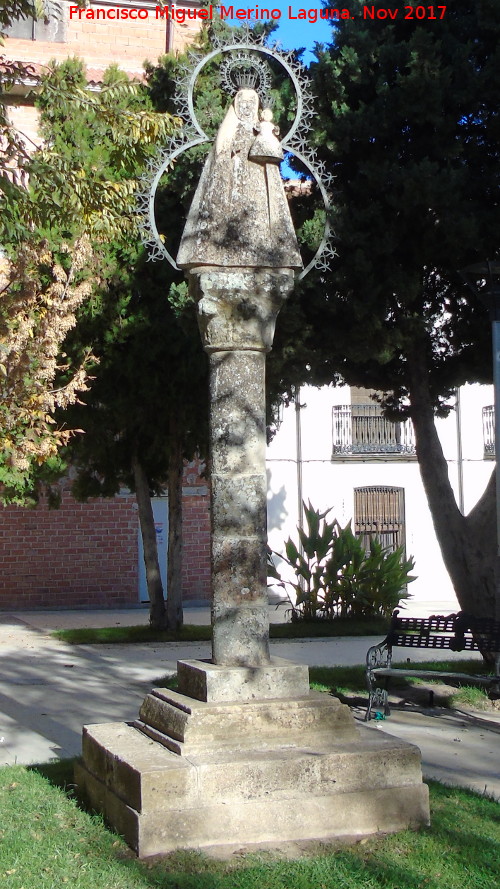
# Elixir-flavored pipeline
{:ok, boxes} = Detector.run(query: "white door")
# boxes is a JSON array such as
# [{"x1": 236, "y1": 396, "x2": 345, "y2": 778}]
[{"x1": 138, "y1": 497, "x2": 168, "y2": 602}]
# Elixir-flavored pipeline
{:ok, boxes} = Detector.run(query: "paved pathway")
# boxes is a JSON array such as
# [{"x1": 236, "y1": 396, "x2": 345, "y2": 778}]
[{"x1": 0, "y1": 608, "x2": 498, "y2": 799}]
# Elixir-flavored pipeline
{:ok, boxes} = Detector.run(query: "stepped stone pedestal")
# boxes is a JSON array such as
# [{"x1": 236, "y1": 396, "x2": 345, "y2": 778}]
[
  {"x1": 76, "y1": 155, "x2": 430, "y2": 854},
  {"x1": 76, "y1": 657, "x2": 429, "y2": 857}
]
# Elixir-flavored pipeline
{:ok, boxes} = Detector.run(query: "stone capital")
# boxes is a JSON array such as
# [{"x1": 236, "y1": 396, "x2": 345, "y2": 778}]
[{"x1": 187, "y1": 267, "x2": 295, "y2": 353}]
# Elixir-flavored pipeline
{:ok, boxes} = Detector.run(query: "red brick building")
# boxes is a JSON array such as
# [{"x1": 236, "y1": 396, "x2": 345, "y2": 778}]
[
  {"x1": 1, "y1": 2, "x2": 211, "y2": 610},
  {"x1": 0, "y1": 463, "x2": 211, "y2": 610}
]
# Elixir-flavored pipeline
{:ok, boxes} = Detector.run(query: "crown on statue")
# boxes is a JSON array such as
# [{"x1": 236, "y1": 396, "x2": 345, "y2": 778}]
[
  {"x1": 233, "y1": 66, "x2": 260, "y2": 89},
  {"x1": 220, "y1": 53, "x2": 272, "y2": 101}
]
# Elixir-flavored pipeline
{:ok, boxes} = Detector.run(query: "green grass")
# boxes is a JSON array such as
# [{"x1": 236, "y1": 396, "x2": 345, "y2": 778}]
[
  {"x1": 52, "y1": 616, "x2": 389, "y2": 645},
  {"x1": 52, "y1": 624, "x2": 213, "y2": 645},
  {"x1": 0, "y1": 764, "x2": 498, "y2": 889},
  {"x1": 309, "y1": 664, "x2": 368, "y2": 696},
  {"x1": 309, "y1": 662, "x2": 496, "y2": 710},
  {"x1": 446, "y1": 685, "x2": 493, "y2": 710},
  {"x1": 270, "y1": 616, "x2": 390, "y2": 638}
]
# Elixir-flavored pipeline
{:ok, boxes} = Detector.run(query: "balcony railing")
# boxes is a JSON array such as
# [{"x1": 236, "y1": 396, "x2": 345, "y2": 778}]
[
  {"x1": 483, "y1": 405, "x2": 495, "y2": 457},
  {"x1": 332, "y1": 405, "x2": 416, "y2": 457}
]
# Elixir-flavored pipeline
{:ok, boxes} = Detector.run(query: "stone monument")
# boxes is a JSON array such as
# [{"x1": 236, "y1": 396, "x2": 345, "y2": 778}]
[
  {"x1": 177, "y1": 83, "x2": 301, "y2": 671},
  {"x1": 76, "y1": 39, "x2": 429, "y2": 856}
]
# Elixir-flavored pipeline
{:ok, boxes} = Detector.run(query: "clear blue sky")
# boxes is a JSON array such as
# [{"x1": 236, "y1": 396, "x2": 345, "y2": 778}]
[{"x1": 223, "y1": 2, "x2": 335, "y2": 65}]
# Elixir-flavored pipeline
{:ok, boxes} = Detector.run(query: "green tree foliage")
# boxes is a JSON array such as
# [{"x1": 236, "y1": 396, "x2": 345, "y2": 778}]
[
  {"x1": 62, "y1": 256, "x2": 209, "y2": 629},
  {"x1": 0, "y1": 1, "x2": 66, "y2": 32},
  {"x1": 3, "y1": 59, "x2": 177, "y2": 244},
  {"x1": 1, "y1": 3, "x2": 45, "y2": 232},
  {"x1": 271, "y1": 0, "x2": 500, "y2": 623},
  {"x1": 269, "y1": 502, "x2": 415, "y2": 620},
  {"x1": 309, "y1": 0, "x2": 499, "y2": 397},
  {"x1": 0, "y1": 16, "x2": 179, "y2": 499},
  {"x1": 36, "y1": 56, "x2": 209, "y2": 628}
]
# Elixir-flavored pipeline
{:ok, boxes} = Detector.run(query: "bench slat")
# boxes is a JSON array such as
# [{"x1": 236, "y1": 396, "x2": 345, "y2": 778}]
[
  {"x1": 389, "y1": 634, "x2": 480, "y2": 650},
  {"x1": 372, "y1": 668, "x2": 496, "y2": 683},
  {"x1": 391, "y1": 617, "x2": 457, "y2": 633}
]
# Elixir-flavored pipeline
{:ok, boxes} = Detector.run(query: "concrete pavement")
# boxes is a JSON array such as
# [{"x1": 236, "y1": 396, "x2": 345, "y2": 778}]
[{"x1": 0, "y1": 606, "x2": 499, "y2": 799}]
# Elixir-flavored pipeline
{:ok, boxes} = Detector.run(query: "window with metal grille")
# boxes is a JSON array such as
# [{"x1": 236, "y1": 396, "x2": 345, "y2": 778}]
[
  {"x1": 482, "y1": 405, "x2": 495, "y2": 457},
  {"x1": 354, "y1": 486, "x2": 405, "y2": 552},
  {"x1": 331, "y1": 388, "x2": 415, "y2": 457}
]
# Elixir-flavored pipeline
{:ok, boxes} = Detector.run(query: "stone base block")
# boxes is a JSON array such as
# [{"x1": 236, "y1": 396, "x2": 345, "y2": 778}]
[
  {"x1": 76, "y1": 719, "x2": 430, "y2": 858},
  {"x1": 134, "y1": 686, "x2": 357, "y2": 755},
  {"x1": 177, "y1": 657, "x2": 310, "y2": 702}
]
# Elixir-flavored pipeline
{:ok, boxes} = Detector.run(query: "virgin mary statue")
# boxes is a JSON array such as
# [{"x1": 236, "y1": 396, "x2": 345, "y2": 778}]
[{"x1": 176, "y1": 88, "x2": 302, "y2": 271}]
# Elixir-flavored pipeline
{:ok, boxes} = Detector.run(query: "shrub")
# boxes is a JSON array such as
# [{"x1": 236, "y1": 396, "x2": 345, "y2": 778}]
[{"x1": 268, "y1": 502, "x2": 415, "y2": 620}]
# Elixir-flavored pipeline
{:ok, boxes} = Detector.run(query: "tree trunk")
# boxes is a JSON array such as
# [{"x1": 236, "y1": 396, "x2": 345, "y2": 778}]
[
  {"x1": 132, "y1": 455, "x2": 166, "y2": 630},
  {"x1": 407, "y1": 342, "x2": 498, "y2": 623},
  {"x1": 166, "y1": 416, "x2": 184, "y2": 630}
]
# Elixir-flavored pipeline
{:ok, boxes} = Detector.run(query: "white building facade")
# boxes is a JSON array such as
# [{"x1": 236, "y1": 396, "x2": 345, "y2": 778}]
[{"x1": 266, "y1": 383, "x2": 495, "y2": 617}]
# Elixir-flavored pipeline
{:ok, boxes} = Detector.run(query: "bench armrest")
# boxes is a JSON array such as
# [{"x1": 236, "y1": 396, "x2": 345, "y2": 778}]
[{"x1": 366, "y1": 643, "x2": 391, "y2": 672}]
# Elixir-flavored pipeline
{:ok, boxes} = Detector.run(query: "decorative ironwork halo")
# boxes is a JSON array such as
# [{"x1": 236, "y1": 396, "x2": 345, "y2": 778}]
[{"x1": 136, "y1": 33, "x2": 335, "y2": 280}]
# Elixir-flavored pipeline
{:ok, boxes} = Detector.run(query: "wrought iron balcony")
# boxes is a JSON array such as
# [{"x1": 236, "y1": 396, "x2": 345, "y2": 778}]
[
  {"x1": 482, "y1": 405, "x2": 495, "y2": 457},
  {"x1": 332, "y1": 405, "x2": 416, "y2": 458}
]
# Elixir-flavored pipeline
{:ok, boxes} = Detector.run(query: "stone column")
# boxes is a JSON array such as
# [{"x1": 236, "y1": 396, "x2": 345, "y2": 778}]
[{"x1": 188, "y1": 267, "x2": 295, "y2": 666}]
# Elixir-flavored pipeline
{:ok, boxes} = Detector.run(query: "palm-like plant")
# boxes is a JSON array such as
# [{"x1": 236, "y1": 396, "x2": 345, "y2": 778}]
[{"x1": 269, "y1": 503, "x2": 415, "y2": 620}]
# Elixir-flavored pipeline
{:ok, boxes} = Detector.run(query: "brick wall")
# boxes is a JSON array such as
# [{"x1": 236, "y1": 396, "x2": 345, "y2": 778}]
[
  {"x1": 182, "y1": 460, "x2": 211, "y2": 603},
  {"x1": 0, "y1": 484, "x2": 139, "y2": 610},
  {"x1": 0, "y1": 464, "x2": 211, "y2": 611}
]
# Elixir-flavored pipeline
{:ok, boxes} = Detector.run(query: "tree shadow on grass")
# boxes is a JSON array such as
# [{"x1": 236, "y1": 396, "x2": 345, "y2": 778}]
[{"x1": 28, "y1": 756, "x2": 77, "y2": 788}]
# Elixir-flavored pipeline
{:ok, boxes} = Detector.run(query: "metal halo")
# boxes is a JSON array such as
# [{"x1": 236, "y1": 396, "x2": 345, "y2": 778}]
[{"x1": 136, "y1": 35, "x2": 336, "y2": 277}]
